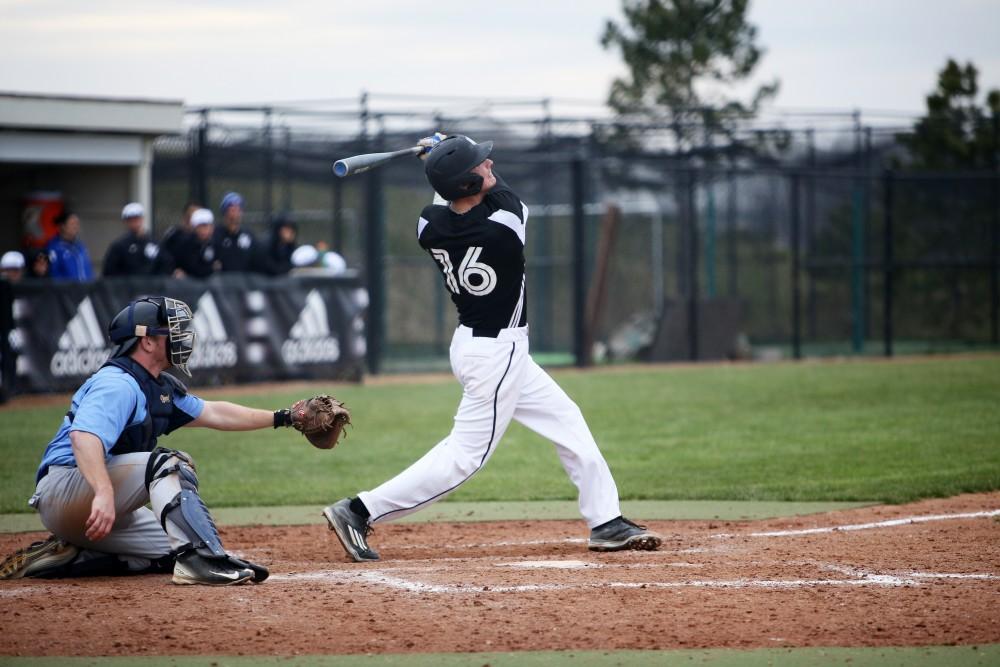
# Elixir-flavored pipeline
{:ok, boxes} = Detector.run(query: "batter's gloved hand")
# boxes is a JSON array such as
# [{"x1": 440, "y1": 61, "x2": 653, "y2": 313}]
[
  {"x1": 417, "y1": 132, "x2": 447, "y2": 160},
  {"x1": 274, "y1": 395, "x2": 351, "y2": 450}
]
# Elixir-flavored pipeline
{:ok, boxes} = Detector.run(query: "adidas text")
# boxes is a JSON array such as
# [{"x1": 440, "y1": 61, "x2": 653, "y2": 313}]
[{"x1": 281, "y1": 290, "x2": 340, "y2": 365}]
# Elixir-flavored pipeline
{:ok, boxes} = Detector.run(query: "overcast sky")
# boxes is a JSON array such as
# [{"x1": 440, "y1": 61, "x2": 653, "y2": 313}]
[{"x1": 1, "y1": 0, "x2": 998, "y2": 115}]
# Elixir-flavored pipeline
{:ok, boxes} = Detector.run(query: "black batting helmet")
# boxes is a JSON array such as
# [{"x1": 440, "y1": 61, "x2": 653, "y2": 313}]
[
  {"x1": 108, "y1": 296, "x2": 196, "y2": 376},
  {"x1": 424, "y1": 135, "x2": 494, "y2": 201}
]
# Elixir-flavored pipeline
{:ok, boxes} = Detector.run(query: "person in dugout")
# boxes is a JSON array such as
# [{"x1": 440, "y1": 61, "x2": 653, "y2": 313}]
[
  {"x1": 213, "y1": 192, "x2": 259, "y2": 272},
  {"x1": 46, "y1": 211, "x2": 94, "y2": 281},
  {"x1": 175, "y1": 208, "x2": 220, "y2": 279},
  {"x1": 103, "y1": 203, "x2": 174, "y2": 277}
]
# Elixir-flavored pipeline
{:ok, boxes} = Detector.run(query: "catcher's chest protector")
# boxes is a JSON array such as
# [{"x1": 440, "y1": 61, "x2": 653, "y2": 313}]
[{"x1": 100, "y1": 357, "x2": 193, "y2": 455}]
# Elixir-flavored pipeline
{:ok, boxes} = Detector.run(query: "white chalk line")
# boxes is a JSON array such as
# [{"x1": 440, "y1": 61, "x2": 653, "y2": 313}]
[
  {"x1": 282, "y1": 558, "x2": 698, "y2": 576},
  {"x1": 713, "y1": 509, "x2": 1000, "y2": 538},
  {"x1": 270, "y1": 561, "x2": 999, "y2": 594},
  {"x1": 820, "y1": 562, "x2": 1000, "y2": 583},
  {"x1": 0, "y1": 586, "x2": 42, "y2": 598},
  {"x1": 905, "y1": 572, "x2": 1000, "y2": 580}
]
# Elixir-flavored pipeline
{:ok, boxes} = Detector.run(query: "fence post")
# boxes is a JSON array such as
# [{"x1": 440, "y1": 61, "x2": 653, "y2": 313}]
[
  {"x1": 365, "y1": 162, "x2": 384, "y2": 375},
  {"x1": 993, "y1": 170, "x2": 999, "y2": 346},
  {"x1": 991, "y1": 112, "x2": 999, "y2": 345},
  {"x1": 263, "y1": 108, "x2": 273, "y2": 222},
  {"x1": 882, "y1": 170, "x2": 895, "y2": 357},
  {"x1": 705, "y1": 177, "x2": 717, "y2": 299},
  {"x1": 331, "y1": 174, "x2": 343, "y2": 251},
  {"x1": 805, "y1": 129, "x2": 817, "y2": 339},
  {"x1": 850, "y1": 160, "x2": 866, "y2": 353},
  {"x1": 790, "y1": 173, "x2": 802, "y2": 359},
  {"x1": 863, "y1": 127, "x2": 874, "y2": 341},
  {"x1": 687, "y1": 170, "x2": 700, "y2": 361},
  {"x1": 191, "y1": 110, "x2": 209, "y2": 207},
  {"x1": 726, "y1": 171, "x2": 738, "y2": 297},
  {"x1": 282, "y1": 125, "x2": 292, "y2": 212},
  {"x1": 571, "y1": 153, "x2": 588, "y2": 367}
]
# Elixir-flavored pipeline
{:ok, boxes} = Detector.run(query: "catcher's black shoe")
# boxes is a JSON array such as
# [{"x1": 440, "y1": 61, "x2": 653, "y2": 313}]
[
  {"x1": 588, "y1": 517, "x2": 662, "y2": 552},
  {"x1": 226, "y1": 555, "x2": 269, "y2": 583},
  {"x1": 323, "y1": 498, "x2": 380, "y2": 562},
  {"x1": 172, "y1": 551, "x2": 254, "y2": 586},
  {"x1": 0, "y1": 535, "x2": 79, "y2": 579}
]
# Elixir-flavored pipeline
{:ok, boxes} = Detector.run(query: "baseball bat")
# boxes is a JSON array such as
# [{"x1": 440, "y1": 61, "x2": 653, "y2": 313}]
[{"x1": 333, "y1": 146, "x2": 423, "y2": 177}]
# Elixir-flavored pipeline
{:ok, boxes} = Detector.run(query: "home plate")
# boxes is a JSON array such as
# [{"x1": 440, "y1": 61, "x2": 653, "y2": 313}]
[{"x1": 501, "y1": 560, "x2": 596, "y2": 569}]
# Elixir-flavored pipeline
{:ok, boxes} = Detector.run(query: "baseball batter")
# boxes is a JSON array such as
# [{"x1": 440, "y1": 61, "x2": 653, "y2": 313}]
[
  {"x1": 0, "y1": 296, "x2": 349, "y2": 585},
  {"x1": 324, "y1": 134, "x2": 661, "y2": 561}
]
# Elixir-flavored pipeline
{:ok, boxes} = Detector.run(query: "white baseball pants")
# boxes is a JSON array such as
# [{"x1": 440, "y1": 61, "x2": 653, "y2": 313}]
[{"x1": 359, "y1": 325, "x2": 622, "y2": 528}]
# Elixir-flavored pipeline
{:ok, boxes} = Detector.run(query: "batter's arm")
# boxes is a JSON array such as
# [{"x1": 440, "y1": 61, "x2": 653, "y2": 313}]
[
  {"x1": 189, "y1": 400, "x2": 274, "y2": 431},
  {"x1": 70, "y1": 430, "x2": 116, "y2": 541}
]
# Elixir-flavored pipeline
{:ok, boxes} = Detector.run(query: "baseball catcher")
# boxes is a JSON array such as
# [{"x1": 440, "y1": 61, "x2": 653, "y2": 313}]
[{"x1": 0, "y1": 295, "x2": 348, "y2": 585}]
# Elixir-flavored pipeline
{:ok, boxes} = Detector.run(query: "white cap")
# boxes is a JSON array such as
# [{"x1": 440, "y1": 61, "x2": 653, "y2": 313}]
[
  {"x1": 1, "y1": 250, "x2": 25, "y2": 270},
  {"x1": 291, "y1": 244, "x2": 319, "y2": 267},
  {"x1": 322, "y1": 250, "x2": 347, "y2": 274},
  {"x1": 190, "y1": 208, "x2": 214, "y2": 227},
  {"x1": 121, "y1": 202, "x2": 144, "y2": 219}
]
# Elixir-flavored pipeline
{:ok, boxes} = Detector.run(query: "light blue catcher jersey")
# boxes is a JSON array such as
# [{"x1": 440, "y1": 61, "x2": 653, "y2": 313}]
[{"x1": 36, "y1": 366, "x2": 204, "y2": 480}]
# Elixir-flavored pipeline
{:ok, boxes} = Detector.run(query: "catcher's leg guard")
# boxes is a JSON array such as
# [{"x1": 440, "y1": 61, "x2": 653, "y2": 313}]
[
  {"x1": 147, "y1": 447, "x2": 225, "y2": 558},
  {"x1": 146, "y1": 447, "x2": 268, "y2": 583}
]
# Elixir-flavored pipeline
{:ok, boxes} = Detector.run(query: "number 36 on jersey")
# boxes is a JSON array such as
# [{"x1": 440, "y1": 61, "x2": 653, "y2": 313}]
[{"x1": 430, "y1": 247, "x2": 497, "y2": 296}]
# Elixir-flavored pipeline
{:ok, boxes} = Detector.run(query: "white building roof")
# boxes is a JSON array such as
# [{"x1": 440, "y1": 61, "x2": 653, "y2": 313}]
[{"x1": 0, "y1": 92, "x2": 183, "y2": 136}]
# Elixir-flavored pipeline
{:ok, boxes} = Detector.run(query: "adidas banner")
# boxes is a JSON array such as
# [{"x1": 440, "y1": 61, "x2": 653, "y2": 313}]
[{"x1": 1, "y1": 274, "x2": 367, "y2": 396}]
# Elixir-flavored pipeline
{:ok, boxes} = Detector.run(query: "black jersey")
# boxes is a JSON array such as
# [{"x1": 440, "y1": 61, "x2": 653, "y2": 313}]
[
  {"x1": 213, "y1": 226, "x2": 259, "y2": 272},
  {"x1": 175, "y1": 235, "x2": 218, "y2": 278},
  {"x1": 417, "y1": 174, "x2": 528, "y2": 330},
  {"x1": 102, "y1": 232, "x2": 173, "y2": 276},
  {"x1": 160, "y1": 225, "x2": 191, "y2": 262}
]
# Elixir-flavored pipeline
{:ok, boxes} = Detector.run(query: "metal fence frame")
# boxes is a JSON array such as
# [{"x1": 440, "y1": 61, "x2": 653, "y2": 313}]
[{"x1": 151, "y1": 101, "x2": 1000, "y2": 372}]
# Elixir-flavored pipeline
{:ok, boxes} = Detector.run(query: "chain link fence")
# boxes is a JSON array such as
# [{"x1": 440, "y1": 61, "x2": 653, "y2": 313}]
[{"x1": 151, "y1": 103, "x2": 1000, "y2": 372}]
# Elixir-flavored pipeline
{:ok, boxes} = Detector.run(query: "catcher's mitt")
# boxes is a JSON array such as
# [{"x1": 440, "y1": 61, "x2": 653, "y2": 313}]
[{"x1": 290, "y1": 395, "x2": 351, "y2": 450}]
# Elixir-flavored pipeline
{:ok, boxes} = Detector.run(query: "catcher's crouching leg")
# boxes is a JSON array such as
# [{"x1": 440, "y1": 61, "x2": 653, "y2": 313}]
[{"x1": 146, "y1": 447, "x2": 268, "y2": 585}]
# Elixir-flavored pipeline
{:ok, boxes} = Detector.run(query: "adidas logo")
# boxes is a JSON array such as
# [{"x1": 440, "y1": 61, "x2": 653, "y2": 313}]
[
  {"x1": 50, "y1": 297, "x2": 113, "y2": 377},
  {"x1": 281, "y1": 289, "x2": 340, "y2": 365},
  {"x1": 187, "y1": 292, "x2": 238, "y2": 369}
]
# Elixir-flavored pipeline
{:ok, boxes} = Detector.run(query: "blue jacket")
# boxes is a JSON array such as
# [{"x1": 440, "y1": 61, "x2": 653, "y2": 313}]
[{"x1": 46, "y1": 236, "x2": 94, "y2": 281}]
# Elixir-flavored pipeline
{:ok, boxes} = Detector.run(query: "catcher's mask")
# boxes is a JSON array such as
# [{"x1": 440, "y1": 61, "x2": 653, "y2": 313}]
[
  {"x1": 108, "y1": 296, "x2": 196, "y2": 377},
  {"x1": 424, "y1": 135, "x2": 494, "y2": 201}
]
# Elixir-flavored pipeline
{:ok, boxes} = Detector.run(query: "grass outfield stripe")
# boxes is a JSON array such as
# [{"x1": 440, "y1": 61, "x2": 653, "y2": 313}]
[
  {"x1": 3, "y1": 646, "x2": 999, "y2": 666},
  {"x1": 3, "y1": 357, "x2": 999, "y2": 512},
  {"x1": 0, "y1": 499, "x2": 872, "y2": 534}
]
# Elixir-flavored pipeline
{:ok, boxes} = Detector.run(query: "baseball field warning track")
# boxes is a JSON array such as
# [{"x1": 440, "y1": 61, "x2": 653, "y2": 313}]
[{"x1": 1, "y1": 492, "x2": 998, "y2": 656}]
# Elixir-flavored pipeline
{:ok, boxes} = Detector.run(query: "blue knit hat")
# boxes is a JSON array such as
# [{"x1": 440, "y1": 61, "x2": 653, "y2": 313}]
[{"x1": 220, "y1": 192, "x2": 244, "y2": 214}]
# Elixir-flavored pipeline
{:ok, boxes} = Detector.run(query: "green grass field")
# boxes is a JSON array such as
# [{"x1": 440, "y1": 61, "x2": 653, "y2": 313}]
[{"x1": 2, "y1": 355, "x2": 998, "y2": 514}]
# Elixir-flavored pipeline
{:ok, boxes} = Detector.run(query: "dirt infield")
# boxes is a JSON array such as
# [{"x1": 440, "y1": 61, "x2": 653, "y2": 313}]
[{"x1": 1, "y1": 492, "x2": 998, "y2": 657}]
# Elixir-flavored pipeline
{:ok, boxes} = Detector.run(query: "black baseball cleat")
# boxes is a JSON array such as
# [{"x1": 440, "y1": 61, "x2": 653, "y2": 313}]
[
  {"x1": 0, "y1": 535, "x2": 79, "y2": 579},
  {"x1": 588, "y1": 516, "x2": 662, "y2": 552},
  {"x1": 323, "y1": 498, "x2": 380, "y2": 562},
  {"x1": 226, "y1": 555, "x2": 269, "y2": 583},
  {"x1": 172, "y1": 551, "x2": 254, "y2": 586}
]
